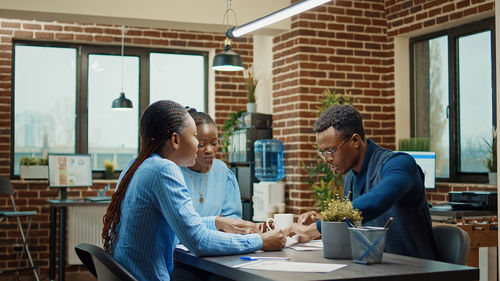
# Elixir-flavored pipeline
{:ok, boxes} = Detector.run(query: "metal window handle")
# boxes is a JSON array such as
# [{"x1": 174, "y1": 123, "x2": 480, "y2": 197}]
[{"x1": 446, "y1": 105, "x2": 450, "y2": 119}]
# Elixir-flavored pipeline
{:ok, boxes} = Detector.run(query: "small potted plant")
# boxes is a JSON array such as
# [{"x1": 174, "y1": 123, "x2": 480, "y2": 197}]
[
  {"x1": 482, "y1": 130, "x2": 497, "y2": 185},
  {"x1": 319, "y1": 194, "x2": 362, "y2": 259},
  {"x1": 103, "y1": 159, "x2": 116, "y2": 179},
  {"x1": 244, "y1": 65, "x2": 258, "y2": 113},
  {"x1": 19, "y1": 156, "x2": 48, "y2": 180}
]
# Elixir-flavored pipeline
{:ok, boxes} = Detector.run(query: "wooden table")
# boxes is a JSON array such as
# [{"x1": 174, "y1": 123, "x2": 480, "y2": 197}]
[{"x1": 175, "y1": 248, "x2": 479, "y2": 281}]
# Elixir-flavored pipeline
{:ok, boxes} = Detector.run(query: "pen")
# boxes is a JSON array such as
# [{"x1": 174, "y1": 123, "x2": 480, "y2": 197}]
[{"x1": 240, "y1": 256, "x2": 289, "y2": 261}]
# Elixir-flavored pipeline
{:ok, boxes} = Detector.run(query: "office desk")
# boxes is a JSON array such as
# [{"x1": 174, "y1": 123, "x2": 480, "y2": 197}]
[
  {"x1": 175, "y1": 248, "x2": 478, "y2": 281},
  {"x1": 47, "y1": 200, "x2": 109, "y2": 281}
]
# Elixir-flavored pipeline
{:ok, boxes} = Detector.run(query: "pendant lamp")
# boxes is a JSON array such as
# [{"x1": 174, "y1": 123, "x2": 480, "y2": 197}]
[
  {"x1": 111, "y1": 25, "x2": 133, "y2": 110},
  {"x1": 211, "y1": 0, "x2": 244, "y2": 71}
]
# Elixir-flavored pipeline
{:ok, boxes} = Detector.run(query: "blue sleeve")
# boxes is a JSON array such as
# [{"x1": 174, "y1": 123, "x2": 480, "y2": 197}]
[
  {"x1": 153, "y1": 162, "x2": 262, "y2": 256},
  {"x1": 221, "y1": 168, "x2": 242, "y2": 219},
  {"x1": 352, "y1": 154, "x2": 418, "y2": 222}
]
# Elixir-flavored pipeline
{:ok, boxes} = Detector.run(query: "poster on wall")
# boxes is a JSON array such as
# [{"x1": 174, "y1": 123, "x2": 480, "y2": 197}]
[{"x1": 48, "y1": 154, "x2": 92, "y2": 187}]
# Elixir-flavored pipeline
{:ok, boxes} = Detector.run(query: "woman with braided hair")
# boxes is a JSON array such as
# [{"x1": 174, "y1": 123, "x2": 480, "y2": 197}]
[{"x1": 102, "y1": 100, "x2": 285, "y2": 281}]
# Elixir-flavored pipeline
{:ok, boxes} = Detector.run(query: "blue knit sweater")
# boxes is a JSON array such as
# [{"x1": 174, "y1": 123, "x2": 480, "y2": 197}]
[{"x1": 317, "y1": 139, "x2": 439, "y2": 259}]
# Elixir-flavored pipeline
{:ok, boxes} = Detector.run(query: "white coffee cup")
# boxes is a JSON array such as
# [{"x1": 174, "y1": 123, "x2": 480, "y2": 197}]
[{"x1": 266, "y1": 213, "x2": 294, "y2": 231}]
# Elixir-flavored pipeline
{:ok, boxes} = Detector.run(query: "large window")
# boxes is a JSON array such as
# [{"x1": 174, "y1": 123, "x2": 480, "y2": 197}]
[
  {"x1": 410, "y1": 18, "x2": 495, "y2": 182},
  {"x1": 12, "y1": 41, "x2": 207, "y2": 178}
]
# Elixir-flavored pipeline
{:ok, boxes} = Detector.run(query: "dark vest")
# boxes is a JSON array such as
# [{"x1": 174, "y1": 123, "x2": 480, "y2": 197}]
[{"x1": 343, "y1": 143, "x2": 439, "y2": 260}]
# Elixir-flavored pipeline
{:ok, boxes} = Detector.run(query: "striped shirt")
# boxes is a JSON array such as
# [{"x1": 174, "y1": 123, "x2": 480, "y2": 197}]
[
  {"x1": 180, "y1": 159, "x2": 242, "y2": 218},
  {"x1": 112, "y1": 154, "x2": 262, "y2": 281}
]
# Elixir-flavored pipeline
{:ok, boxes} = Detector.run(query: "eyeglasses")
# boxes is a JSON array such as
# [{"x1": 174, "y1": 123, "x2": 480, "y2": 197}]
[{"x1": 317, "y1": 138, "x2": 349, "y2": 160}]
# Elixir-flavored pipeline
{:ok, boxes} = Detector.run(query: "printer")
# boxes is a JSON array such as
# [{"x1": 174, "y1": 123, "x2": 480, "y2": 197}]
[{"x1": 448, "y1": 191, "x2": 497, "y2": 211}]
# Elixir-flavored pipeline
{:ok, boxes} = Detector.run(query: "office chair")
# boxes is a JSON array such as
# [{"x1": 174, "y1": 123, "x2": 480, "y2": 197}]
[
  {"x1": 0, "y1": 177, "x2": 40, "y2": 281},
  {"x1": 75, "y1": 242, "x2": 139, "y2": 281},
  {"x1": 433, "y1": 225, "x2": 471, "y2": 265}
]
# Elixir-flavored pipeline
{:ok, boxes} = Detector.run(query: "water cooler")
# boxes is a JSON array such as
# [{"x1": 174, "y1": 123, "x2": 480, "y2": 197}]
[{"x1": 252, "y1": 139, "x2": 285, "y2": 222}]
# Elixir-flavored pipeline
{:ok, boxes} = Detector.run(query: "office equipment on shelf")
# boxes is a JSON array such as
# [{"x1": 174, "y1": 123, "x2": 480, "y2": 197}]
[
  {"x1": 229, "y1": 112, "x2": 272, "y2": 221},
  {"x1": 0, "y1": 177, "x2": 40, "y2": 281},
  {"x1": 448, "y1": 191, "x2": 497, "y2": 211}
]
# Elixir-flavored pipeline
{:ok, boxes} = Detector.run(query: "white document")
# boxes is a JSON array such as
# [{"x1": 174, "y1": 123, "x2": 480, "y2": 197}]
[
  {"x1": 234, "y1": 260, "x2": 346, "y2": 272},
  {"x1": 288, "y1": 240, "x2": 323, "y2": 251}
]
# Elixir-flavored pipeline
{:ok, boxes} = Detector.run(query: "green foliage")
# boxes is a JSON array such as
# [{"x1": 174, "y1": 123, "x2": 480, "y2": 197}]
[
  {"x1": 220, "y1": 110, "x2": 246, "y2": 153},
  {"x1": 482, "y1": 131, "x2": 497, "y2": 172},
  {"x1": 319, "y1": 193, "x2": 362, "y2": 222},
  {"x1": 244, "y1": 66, "x2": 258, "y2": 103},
  {"x1": 19, "y1": 156, "x2": 48, "y2": 166},
  {"x1": 303, "y1": 89, "x2": 355, "y2": 210},
  {"x1": 104, "y1": 159, "x2": 116, "y2": 173},
  {"x1": 398, "y1": 138, "x2": 431, "y2": 151}
]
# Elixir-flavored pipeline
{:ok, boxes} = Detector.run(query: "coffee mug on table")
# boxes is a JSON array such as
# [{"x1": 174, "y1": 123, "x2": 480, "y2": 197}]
[{"x1": 266, "y1": 213, "x2": 294, "y2": 231}]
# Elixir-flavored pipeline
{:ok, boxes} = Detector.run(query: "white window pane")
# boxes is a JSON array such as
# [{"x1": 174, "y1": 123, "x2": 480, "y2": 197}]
[
  {"x1": 14, "y1": 45, "x2": 76, "y2": 175},
  {"x1": 150, "y1": 53, "x2": 205, "y2": 110},
  {"x1": 458, "y1": 31, "x2": 493, "y2": 173},
  {"x1": 88, "y1": 54, "x2": 139, "y2": 171}
]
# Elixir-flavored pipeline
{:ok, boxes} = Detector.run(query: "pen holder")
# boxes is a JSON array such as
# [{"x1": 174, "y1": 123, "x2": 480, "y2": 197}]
[{"x1": 349, "y1": 227, "x2": 387, "y2": 264}]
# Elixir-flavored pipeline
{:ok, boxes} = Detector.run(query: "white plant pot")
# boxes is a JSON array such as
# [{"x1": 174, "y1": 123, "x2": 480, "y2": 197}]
[
  {"x1": 246, "y1": 103, "x2": 256, "y2": 113},
  {"x1": 488, "y1": 172, "x2": 497, "y2": 185},
  {"x1": 20, "y1": 165, "x2": 48, "y2": 180},
  {"x1": 322, "y1": 221, "x2": 352, "y2": 259}
]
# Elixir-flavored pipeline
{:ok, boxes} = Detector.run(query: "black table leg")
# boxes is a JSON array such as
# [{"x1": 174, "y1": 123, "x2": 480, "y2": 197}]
[
  {"x1": 49, "y1": 206, "x2": 56, "y2": 281},
  {"x1": 59, "y1": 207, "x2": 66, "y2": 281}
]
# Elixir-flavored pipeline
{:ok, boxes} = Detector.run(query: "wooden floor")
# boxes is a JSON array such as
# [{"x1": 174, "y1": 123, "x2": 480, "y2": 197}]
[{"x1": 0, "y1": 272, "x2": 95, "y2": 281}]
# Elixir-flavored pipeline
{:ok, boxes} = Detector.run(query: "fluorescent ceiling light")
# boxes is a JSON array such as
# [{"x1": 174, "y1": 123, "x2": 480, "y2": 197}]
[{"x1": 226, "y1": 0, "x2": 332, "y2": 38}]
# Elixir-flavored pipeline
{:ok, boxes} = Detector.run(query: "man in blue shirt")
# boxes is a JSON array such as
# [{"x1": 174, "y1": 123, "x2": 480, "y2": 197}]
[{"x1": 287, "y1": 105, "x2": 439, "y2": 259}]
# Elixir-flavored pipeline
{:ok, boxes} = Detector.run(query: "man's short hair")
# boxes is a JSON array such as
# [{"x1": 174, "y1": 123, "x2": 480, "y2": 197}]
[{"x1": 313, "y1": 104, "x2": 365, "y2": 140}]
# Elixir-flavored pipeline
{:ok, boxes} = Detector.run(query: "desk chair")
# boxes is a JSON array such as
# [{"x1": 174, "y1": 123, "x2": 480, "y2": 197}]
[
  {"x1": 0, "y1": 177, "x2": 39, "y2": 281},
  {"x1": 433, "y1": 225, "x2": 471, "y2": 265},
  {"x1": 75, "y1": 242, "x2": 139, "y2": 281}
]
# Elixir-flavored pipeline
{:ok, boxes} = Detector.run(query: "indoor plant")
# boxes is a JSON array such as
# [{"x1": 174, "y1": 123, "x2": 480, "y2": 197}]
[
  {"x1": 244, "y1": 65, "x2": 258, "y2": 113},
  {"x1": 220, "y1": 110, "x2": 246, "y2": 156},
  {"x1": 103, "y1": 159, "x2": 116, "y2": 179},
  {"x1": 19, "y1": 156, "x2": 48, "y2": 180},
  {"x1": 303, "y1": 89, "x2": 355, "y2": 210},
  {"x1": 319, "y1": 194, "x2": 362, "y2": 259},
  {"x1": 482, "y1": 130, "x2": 497, "y2": 185}
]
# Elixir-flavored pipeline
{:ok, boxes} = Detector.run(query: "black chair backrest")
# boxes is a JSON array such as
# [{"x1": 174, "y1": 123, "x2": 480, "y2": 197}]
[
  {"x1": 75, "y1": 243, "x2": 138, "y2": 281},
  {"x1": 433, "y1": 225, "x2": 471, "y2": 265},
  {"x1": 0, "y1": 177, "x2": 14, "y2": 195}
]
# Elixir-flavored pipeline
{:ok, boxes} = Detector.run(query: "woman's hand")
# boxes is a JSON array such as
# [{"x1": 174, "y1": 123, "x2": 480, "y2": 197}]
[
  {"x1": 283, "y1": 223, "x2": 321, "y2": 243},
  {"x1": 259, "y1": 229, "x2": 286, "y2": 251},
  {"x1": 297, "y1": 211, "x2": 319, "y2": 225},
  {"x1": 214, "y1": 217, "x2": 259, "y2": 234}
]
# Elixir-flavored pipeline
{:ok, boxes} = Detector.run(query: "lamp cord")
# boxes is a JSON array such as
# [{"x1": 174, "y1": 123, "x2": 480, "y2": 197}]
[
  {"x1": 120, "y1": 25, "x2": 125, "y2": 93},
  {"x1": 223, "y1": 0, "x2": 238, "y2": 31}
]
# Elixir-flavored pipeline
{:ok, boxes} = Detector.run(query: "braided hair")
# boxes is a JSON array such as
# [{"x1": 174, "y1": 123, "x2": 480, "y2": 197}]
[
  {"x1": 102, "y1": 100, "x2": 189, "y2": 253},
  {"x1": 186, "y1": 107, "x2": 215, "y2": 126}
]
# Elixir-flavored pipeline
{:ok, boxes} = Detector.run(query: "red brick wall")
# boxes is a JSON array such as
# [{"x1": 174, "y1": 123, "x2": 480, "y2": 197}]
[
  {"x1": 0, "y1": 19, "x2": 253, "y2": 276},
  {"x1": 273, "y1": 0, "x2": 495, "y2": 215}
]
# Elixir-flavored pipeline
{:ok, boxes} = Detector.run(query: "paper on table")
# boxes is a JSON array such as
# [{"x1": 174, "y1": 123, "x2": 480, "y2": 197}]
[
  {"x1": 288, "y1": 240, "x2": 323, "y2": 251},
  {"x1": 234, "y1": 260, "x2": 346, "y2": 272}
]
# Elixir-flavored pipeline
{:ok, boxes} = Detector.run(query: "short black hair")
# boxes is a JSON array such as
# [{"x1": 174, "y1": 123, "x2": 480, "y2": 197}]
[
  {"x1": 186, "y1": 107, "x2": 215, "y2": 126},
  {"x1": 313, "y1": 104, "x2": 365, "y2": 140}
]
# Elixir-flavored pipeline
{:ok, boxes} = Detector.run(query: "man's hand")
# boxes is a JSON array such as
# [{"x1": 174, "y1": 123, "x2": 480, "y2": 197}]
[
  {"x1": 283, "y1": 223, "x2": 321, "y2": 243},
  {"x1": 259, "y1": 229, "x2": 286, "y2": 251},
  {"x1": 298, "y1": 211, "x2": 319, "y2": 225},
  {"x1": 214, "y1": 217, "x2": 259, "y2": 234}
]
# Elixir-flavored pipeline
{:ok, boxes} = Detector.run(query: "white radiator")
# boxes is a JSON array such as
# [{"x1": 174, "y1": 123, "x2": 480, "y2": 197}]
[{"x1": 67, "y1": 205, "x2": 108, "y2": 265}]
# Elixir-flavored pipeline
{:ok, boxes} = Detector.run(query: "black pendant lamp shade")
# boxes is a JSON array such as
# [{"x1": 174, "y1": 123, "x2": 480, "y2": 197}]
[
  {"x1": 212, "y1": 38, "x2": 244, "y2": 71},
  {"x1": 112, "y1": 92, "x2": 133, "y2": 109}
]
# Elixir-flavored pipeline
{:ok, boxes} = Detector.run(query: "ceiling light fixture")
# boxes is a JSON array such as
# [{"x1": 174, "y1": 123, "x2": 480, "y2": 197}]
[
  {"x1": 211, "y1": 0, "x2": 244, "y2": 71},
  {"x1": 111, "y1": 25, "x2": 133, "y2": 110},
  {"x1": 226, "y1": 0, "x2": 332, "y2": 39}
]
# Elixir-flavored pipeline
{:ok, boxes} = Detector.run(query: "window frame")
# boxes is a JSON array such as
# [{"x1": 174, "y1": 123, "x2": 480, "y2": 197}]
[
  {"x1": 11, "y1": 40, "x2": 209, "y2": 179},
  {"x1": 409, "y1": 17, "x2": 496, "y2": 183}
]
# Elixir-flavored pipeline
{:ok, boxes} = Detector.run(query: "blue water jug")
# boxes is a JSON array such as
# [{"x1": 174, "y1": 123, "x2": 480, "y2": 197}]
[{"x1": 254, "y1": 139, "x2": 284, "y2": 182}]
